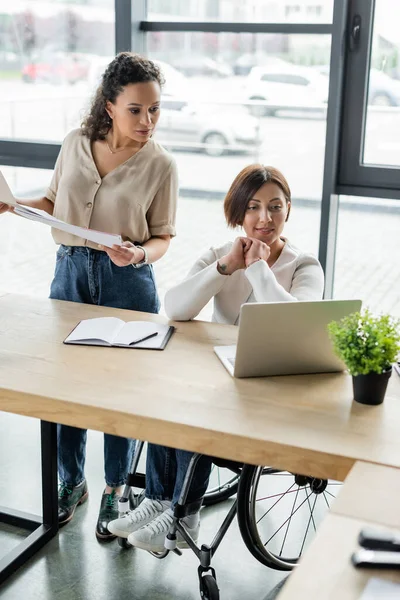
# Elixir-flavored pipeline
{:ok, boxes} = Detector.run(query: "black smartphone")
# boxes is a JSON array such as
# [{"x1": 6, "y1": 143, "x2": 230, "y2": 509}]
[
  {"x1": 352, "y1": 549, "x2": 400, "y2": 569},
  {"x1": 358, "y1": 527, "x2": 400, "y2": 552}
]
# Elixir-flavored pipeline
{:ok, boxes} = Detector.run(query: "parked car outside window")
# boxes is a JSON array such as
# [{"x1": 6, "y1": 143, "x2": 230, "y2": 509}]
[
  {"x1": 22, "y1": 51, "x2": 90, "y2": 85},
  {"x1": 155, "y1": 103, "x2": 261, "y2": 157},
  {"x1": 171, "y1": 55, "x2": 233, "y2": 78},
  {"x1": 246, "y1": 65, "x2": 328, "y2": 117},
  {"x1": 316, "y1": 65, "x2": 400, "y2": 106}
]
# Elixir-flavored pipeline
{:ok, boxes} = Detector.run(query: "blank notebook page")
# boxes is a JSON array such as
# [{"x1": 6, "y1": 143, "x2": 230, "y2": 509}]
[
  {"x1": 114, "y1": 322, "x2": 158, "y2": 345},
  {"x1": 67, "y1": 317, "x2": 124, "y2": 344}
]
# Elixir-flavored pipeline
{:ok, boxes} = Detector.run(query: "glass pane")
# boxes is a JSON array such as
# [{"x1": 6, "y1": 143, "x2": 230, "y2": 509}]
[
  {"x1": 0, "y1": 166, "x2": 55, "y2": 297},
  {"x1": 0, "y1": 1, "x2": 115, "y2": 142},
  {"x1": 363, "y1": 0, "x2": 400, "y2": 167},
  {"x1": 334, "y1": 196, "x2": 400, "y2": 318},
  {"x1": 147, "y1": 32, "x2": 331, "y2": 288},
  {"x1": 148, "y1": 0, "x2": 333, "y2": 23}
]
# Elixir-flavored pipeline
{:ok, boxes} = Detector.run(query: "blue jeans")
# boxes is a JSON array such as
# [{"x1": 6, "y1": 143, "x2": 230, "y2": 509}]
[
  {"x1": 50, "y1": 245, "x2": 160, "y2": 487},
  {"x1": 146, "y1": 444, "x2": 213, "y2": 507}
]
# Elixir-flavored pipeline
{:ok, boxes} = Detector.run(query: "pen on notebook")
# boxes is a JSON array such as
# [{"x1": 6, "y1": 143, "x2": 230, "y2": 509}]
[{"x1": 129, "y1": 332, "x2": 158, "y2": 346}]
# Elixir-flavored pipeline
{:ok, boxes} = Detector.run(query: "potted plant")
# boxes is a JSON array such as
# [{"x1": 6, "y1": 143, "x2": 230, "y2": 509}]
[{"x1": 328, "y1": 310, "x2": 400, "y2": 405}]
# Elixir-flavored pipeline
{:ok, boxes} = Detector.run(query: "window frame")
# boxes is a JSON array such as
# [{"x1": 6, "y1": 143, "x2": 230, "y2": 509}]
[{"x1": 337, "y1": 0, "x2": 400, "y2": 199}]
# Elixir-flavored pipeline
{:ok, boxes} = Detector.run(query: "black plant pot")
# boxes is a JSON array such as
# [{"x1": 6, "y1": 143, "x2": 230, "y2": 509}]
[{"x1": 352, "y1": 367, "x2": 392, "y2": 405}]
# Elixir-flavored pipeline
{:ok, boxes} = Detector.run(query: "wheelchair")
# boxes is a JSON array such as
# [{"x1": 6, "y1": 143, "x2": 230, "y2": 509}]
[{"x1": 115, "y1": 441, "x2": 341, "y2": 600}]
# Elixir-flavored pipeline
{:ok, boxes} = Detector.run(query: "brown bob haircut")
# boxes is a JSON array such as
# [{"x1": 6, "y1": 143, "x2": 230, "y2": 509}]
[{"x1": 224, "y1": 164, "x2": 291, "y2": 227}]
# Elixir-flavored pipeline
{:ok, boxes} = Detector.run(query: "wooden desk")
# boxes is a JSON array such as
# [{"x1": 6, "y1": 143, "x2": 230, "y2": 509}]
[
  {"x1": 1, "y1": 294, "x2": 400, "y2": 586},
  {"x1": 1, "y1": 294, "x2": 400, "y2": 482},
  {"x1": 279, "y1": 513, "x2": 400, "y2": 600},
  {"x1": 279, "y1": 462, "x2": 400, "y2": 599}
]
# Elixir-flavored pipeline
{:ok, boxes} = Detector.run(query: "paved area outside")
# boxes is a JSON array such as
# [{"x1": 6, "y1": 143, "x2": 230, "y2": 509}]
[{"x1": 0, "y1": 193, "x2": 399, "y2": 319}]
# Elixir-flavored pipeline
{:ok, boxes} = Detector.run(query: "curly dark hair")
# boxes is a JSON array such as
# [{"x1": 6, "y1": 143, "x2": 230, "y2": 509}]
[{"x1": 81, "y1": 52, "x2": 165, "y2": 141}]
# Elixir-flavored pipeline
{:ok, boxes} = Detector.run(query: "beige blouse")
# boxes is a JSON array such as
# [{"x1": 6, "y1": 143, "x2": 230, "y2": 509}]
[{"x1": 46, "y1": 128, "x2": 178, "y2": 249}]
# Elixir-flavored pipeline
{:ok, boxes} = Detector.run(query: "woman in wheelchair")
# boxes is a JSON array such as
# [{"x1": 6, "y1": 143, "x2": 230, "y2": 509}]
[{"x1": 108, "y1": 164, "x2": 324, "y2": 553}]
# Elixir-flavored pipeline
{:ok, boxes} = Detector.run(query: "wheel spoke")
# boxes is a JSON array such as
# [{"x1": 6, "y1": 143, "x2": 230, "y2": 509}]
[
  {"x1": 322, "y1": 491, "x2": 331, "y2": 508},
  {"x1": 243, "y1": 472, "x2": 341, "y2": 569},
  {"x1": 256, "y1": 487, "x2": 301, "y2": 503},
  {"x1": 299, "y1": 490, "x2": 318, "y2": 555},
  {"x1": 324, "y1": 490, "x2": 336, "y2": 499},
  {"x1": 279, "y1": 486, "x2": 300, "y2": 556},
  {"x1": 263, "y1": 490, "x2": 314, "y2": 547},
  {"x1": 306, "y1": 489, "x2": 318, "y2": 533},
  {"x1": 256, "y1": 483, "x2": 296, "y2": 525}
]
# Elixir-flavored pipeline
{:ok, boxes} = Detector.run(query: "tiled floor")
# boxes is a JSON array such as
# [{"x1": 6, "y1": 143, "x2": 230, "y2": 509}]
[{"x1": 0, "y1": 413, "x2": 287, "y2": 600}]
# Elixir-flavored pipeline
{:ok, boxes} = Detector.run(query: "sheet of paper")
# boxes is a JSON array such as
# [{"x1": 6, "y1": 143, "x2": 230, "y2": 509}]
[
  {"x1": 67, "y1": 317, "x2": 124, "y2": 345},
  {"x1": 14, "y1": 204, "x2": 122, "y2": 248},
  {"x1": 0, "y1": 171, "x2": 17, "y2": 206},
  {"x1": 360, "y1": 578, "x2": 400, "y2": 599},
  {"x1": 0, "y1": 170, "x2": 122, "y2": 248},
  {"x1": 114, "y1": 321, "x2": 159, "y2": 346}
]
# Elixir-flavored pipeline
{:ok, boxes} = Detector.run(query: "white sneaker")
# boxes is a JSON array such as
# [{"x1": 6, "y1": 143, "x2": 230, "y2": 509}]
[
  {"x1": 127, "y1": 508, "x2": 200, "y2": 552},
  {"x1": 107, "y1": 498, "x2": 170, "y2": 538}
]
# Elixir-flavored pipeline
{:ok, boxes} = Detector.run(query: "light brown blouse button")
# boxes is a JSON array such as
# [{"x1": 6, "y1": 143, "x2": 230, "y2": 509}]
[{"x1": 86, "y1": 202, "x2": 93, "y2": 208}]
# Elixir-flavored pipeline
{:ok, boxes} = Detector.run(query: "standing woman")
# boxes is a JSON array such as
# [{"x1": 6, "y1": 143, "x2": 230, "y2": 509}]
[{"x1": 0, "y1": 53, "x2": 178, "y2": 540}]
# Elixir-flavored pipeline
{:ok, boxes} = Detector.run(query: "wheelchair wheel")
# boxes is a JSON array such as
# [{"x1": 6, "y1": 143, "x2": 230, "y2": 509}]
[
  {"x1": 203, "y1": 465, "x2": 240, "y2": 506},
  {"x1": 199, "y1": 574, "x2": 219, "y2": 600},
  {"x1": 237, "y1": 465, "x2": 341, "y2": 571}
]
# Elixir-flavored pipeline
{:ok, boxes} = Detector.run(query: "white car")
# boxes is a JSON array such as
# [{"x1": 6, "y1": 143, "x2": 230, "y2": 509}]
[
  {"x1": 156, "y1": 103, "x2": 261, "y2": 157},
  {"x1": 246, "y1": 65, "x2": 328, "y2": 117}
]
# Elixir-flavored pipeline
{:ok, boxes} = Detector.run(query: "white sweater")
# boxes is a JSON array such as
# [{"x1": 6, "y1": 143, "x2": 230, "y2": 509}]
[{"x1": 164, "y1": 239, "x2": 324, "y2": 325}]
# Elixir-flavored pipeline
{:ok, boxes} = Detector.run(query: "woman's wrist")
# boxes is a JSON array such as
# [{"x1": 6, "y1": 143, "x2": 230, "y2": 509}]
[
  {"x1": 217, "y1": 261, "x2": 231, "y2": 275},
  {"x1": 131, "y1": 247, "x2": 146, "y2": 265},
  {"x1": 217, "y1": 256, "x2": 236, "y2": 276},
  {"x1": 245, "y1": 258, "x2": 262, "y2": 269}
]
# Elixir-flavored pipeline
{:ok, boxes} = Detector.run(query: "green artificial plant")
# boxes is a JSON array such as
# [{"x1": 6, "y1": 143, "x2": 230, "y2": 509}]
[{"x1": 328, "y1": 309, "x2": 400, "y2": 376}]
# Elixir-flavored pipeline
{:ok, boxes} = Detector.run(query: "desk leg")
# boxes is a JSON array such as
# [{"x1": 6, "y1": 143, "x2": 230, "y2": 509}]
[{"x1": 0, "y1": 420, "x2": 58, "y2": 584}]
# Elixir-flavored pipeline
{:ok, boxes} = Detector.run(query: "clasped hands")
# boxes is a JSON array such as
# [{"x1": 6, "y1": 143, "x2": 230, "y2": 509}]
[
  {"x1": 218, "y1": 237, "x2": 270, "y2": 276},
  {"x1": 98, "y1": 241, "x2": 145, "y2": 267}
]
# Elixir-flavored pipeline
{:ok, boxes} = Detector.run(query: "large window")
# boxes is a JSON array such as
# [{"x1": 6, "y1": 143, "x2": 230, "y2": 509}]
[
  {"x1": 0, "y1": 0, "x2": 114, "y2": 142},
  {"x1": 363, "y1": 1, "x2": 400, "y2": 167},
  {"x1": 338, "y1": 0, "x2": 400, "y2": 194},
  {"x1": 147, "y1": 33, "x2": 331, "y2": 265},
  {"x1": 333, "y1": 196, "x2": 400, "y2": 317},
  {"x1": 148, "y1": 0, "x2": 334, "y2": 23},
  {"x1": 0, "y1": 167, "x2": 55, "y2": 297},
  {"x1": 1, "y1": 0, "x2": 399, "y2": 319}
]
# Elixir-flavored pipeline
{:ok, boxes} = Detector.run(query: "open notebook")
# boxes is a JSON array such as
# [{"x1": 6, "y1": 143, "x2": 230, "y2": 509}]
[{"x1": 64, "y1": 317, "x2": 174, "y2": 350}]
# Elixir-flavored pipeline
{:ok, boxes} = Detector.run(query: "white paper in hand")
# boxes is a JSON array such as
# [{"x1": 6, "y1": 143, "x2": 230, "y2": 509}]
[
  {"x1": 14, "y1": 204, "x2": 122, "y2": 248},
  {"x1": 0, "y1": 171, "x2": 17, "y2": 207},
  {"x1": 0, "y1": 169, "x2": 122, "y2": 248}
]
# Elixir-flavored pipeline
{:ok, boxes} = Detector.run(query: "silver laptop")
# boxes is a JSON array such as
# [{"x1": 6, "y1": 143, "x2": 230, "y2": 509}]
[{"x1": 214, "y1": 299, "x2": 361, "y2": 378}]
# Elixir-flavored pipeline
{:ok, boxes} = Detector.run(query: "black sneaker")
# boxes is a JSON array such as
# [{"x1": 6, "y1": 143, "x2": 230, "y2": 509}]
[
  {"x1": 58, "y1": 480, "x2": 88, "y2": 525},
  {"x1": 96, "y1": 490, "x2": 121, "y2": 541}
]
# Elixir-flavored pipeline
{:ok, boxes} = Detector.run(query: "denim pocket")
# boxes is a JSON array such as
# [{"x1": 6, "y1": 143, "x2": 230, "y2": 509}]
[{"x1": 56, "y1": 246, "x2": 68, "y2": 263}]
